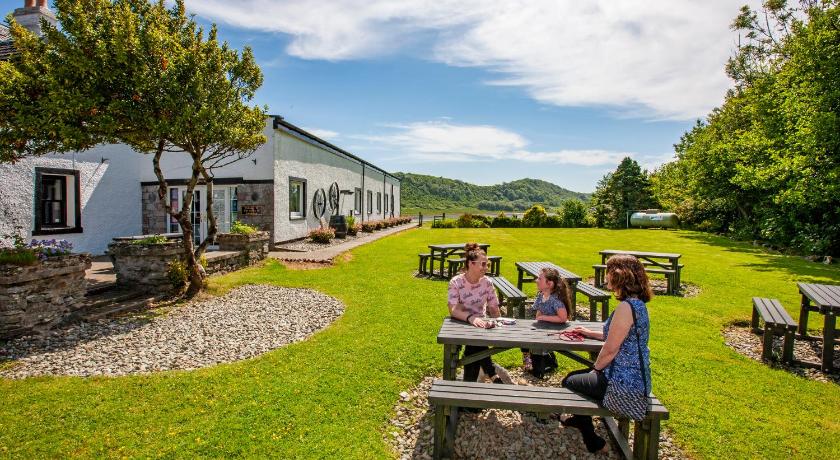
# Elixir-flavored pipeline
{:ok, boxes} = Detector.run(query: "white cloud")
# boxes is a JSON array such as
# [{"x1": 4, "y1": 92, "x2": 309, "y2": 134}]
[
  {"x1": 186, "y1": 0, "x2": 758, "y2": 120},
  {"x1": 355, "y1": 120, "x2": 631, "y2": 166},
  {"x1": 302, "y1": 127, "x2": 339, "y2": 140}
]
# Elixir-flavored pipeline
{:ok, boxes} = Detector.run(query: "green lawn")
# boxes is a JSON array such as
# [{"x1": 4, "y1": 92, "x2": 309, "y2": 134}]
[{"x1": 1, "y1": 228, "x2": 839, "y2": 458}]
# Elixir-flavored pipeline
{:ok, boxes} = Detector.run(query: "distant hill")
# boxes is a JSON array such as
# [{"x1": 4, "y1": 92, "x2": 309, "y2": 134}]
[{"x1": 393, "y1": 172, "x2": 590, "y2": 212}]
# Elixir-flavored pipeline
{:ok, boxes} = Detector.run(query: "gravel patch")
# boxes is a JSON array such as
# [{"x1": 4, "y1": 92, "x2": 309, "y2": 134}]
[
  {"x1": 0, "y1": 284, "x2": 344, "y2": 379},
  {"x1": 722, "y1": 324, "x2": 840, "y2": 384},
  {"x1": 387, "y1": 370, "x2": 687, "y2": 460},
  {"x1": 276, "y1": 234, "x2": 363, "y2": 252}
]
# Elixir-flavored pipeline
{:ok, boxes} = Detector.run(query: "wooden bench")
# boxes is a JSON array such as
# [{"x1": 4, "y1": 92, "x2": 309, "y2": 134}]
[
  {"x1": 487, "y1": 255, "x2": 502, "y2": 277},
  {"x1": 418, "y1": 253, "x2": 431, "y2": 275},
  {"x1": 447, "y1": 256, "x2": 502, "y2": 278},
  {"x1": 751, "y1": 297, "x2": 798, "y2": 363},
  {"x1": 594, "y1": 264, "x2": 679, "y2": 295},
  {"x1": 446, "y1": 258, "x2": 465, "y2": 279},
  {"x1": 429, "y1": 379, "x2": 669, "y2": 460},
  {"x1": 490, "y1": 276, "x2": 527, "y2": 318},
  {"x1": 576, "y1": 282, "x2": 611, "y2": 321}
]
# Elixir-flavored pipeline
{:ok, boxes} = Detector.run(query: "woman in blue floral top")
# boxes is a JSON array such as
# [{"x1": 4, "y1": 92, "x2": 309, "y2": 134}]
[
  {"x1": 561, "y1": 255, "x2": 653, "y2": 454},
  {"x1": 521, "y1": 267, "x2": 570, "y2": 377}
]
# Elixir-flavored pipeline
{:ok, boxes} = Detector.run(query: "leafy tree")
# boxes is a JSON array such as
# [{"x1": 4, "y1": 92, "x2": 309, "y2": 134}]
[
  {"x1": 522, "y1": 205, "x2": 547, "y2": 227},
  {"x1": 0, "y1": 0, "x2": 267, "y2": 295},
  {"x1": 590, "y1": 157, "x2": 658, "y2": 228},
  {"x1": 557, "y1": 199, "x2": 588, "y2": 228}
]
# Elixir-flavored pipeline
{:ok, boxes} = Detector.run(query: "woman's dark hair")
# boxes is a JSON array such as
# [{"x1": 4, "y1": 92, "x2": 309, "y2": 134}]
[
  {"x1": 462, "y1": 242, "x2": 486, "y2": 273},
  {"x1": 541, "y1": 267, "x2": 572, "y2": 309},
  {"x1": 606, "y1": 254, "x2": 653, "y2": 302}
]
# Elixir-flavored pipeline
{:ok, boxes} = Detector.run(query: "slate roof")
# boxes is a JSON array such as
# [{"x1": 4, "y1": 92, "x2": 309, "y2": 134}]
[{"x1": 0, "y1": 24, "x2": 13, "y2": 61}]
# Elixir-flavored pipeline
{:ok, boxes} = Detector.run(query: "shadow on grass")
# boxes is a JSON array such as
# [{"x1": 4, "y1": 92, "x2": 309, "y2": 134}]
[{"x1": 680, "y1": 232, "x2": 840, "y2": 283}]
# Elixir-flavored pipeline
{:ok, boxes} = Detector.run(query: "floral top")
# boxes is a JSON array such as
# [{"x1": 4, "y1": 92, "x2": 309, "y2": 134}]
[
  {"x1": 447, "y1": 274, "x2": 499, "y2": 317},
  {"x1": 602, "y1": 298, "x2": 652, "y2": 394},
  {"x1": 531, "y1": 292, "x2": 567, "y2": 317}
]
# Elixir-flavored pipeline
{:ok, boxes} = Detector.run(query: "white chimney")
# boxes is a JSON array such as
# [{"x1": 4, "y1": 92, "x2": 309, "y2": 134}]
[{"x1": 12, "y1": 0, "x2": 56, "y2": 37}]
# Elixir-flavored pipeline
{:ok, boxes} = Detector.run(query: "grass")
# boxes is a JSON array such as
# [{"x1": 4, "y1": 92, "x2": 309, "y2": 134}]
[{"x1": 1, "y1": 228, "x2": 839, "y2": 458}]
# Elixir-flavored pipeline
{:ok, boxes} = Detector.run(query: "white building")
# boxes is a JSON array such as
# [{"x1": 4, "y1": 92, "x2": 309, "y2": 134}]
[
  {"x1": 1, "y1": 3, "x2": 400, "y2": 255},
  {"x1": 0, "y1": 116, "x2": 401, "y2": 254}
]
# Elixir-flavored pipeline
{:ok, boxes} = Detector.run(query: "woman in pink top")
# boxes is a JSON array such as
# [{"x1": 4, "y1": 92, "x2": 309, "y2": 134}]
[{"x1": 447, "y1": 243, "x2": 506, "y2": 383}]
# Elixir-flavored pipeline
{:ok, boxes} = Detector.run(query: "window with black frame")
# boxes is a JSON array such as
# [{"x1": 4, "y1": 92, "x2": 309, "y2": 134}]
[
  {"x1": 354, "y1": 187, "x2": 362, "y2": 214},
  {"x1": 33, "y1": 168, "x2": 82, "y2": 235}
]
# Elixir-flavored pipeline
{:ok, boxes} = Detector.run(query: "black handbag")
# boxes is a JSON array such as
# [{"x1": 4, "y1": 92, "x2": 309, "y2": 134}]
[{"x1": 602, "y1": 304, "x2": 649, "y2": 421}]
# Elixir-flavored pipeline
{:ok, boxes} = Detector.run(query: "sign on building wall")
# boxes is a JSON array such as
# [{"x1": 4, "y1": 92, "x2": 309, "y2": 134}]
[{"x1": 240, "y1": 205, "x2": 264, "y2": 216}]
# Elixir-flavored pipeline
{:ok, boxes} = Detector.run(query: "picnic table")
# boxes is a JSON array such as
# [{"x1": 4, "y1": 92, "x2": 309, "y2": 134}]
[
  {"x1": 599, "y1": 250, "x2": 683, "y2": 295},
  {"x1": 427, "y1": 243, "x2": 490, "y2": 278},
  {"x1": 515, "y1": 261, "x2": 582, "y2": 312},
  {"x1": 437, "y1": 316, "x2": 603, "y2": 379},
  {"x1": 797, "y1": 282, "x2": 840, "y2": 372}
]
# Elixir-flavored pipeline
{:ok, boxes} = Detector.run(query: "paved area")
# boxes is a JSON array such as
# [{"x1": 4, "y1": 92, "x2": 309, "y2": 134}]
[
  {"x1": 270, "y1": 223, "x2": 418, "y2": 262},
  {"x1": 86, "y1": 256, "x2": 116, "y2": 289}
]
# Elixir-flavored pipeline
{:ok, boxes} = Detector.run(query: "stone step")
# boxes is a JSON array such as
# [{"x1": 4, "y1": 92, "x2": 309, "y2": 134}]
[
  {"x1": 80, "y1": 293, "x2": 168, "y2": 321},
  {"x1": 85, "y1": 281, "x2": 117, "y2": 296}
]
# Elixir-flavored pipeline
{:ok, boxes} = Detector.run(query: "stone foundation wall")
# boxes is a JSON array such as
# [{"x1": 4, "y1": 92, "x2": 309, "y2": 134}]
[
  {"x1": 108, "y1": 240, "x2": 183, "y2": 290},
  {"x1": 141, "y1": 185, "x2": 168, "y2": 235},
  {"x1": 0, "y1": 254, "x2": 92, "y2": 339},
  {"x1": 236, "y1": 183, "x2": 274, "y2": 235},
  {"x1": 216, "y1": 232, "x2": 269, "y2": 265}
]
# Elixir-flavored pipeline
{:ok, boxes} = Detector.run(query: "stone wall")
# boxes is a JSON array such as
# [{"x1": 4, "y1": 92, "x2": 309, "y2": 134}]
[
  {"x1": 216, "y1": 231, "x2": 269, "y2": 265},
  {"x1": 0, "y1": 254, "x2": 91, "y2": 339},
  {"x1": 108, "y1": 240, "x2": 183, "y2": 290},
  {"x1": 236, "y1": 184, "x2": 274, "y2": 234},
  {"x1": 141, "y1": 185, "x2": 168, "y2": 235}
]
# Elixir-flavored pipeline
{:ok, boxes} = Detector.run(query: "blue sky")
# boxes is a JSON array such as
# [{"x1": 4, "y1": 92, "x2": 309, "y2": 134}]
[{"x1": 2, "y1": 1, "x2": 756, "y2": 192}]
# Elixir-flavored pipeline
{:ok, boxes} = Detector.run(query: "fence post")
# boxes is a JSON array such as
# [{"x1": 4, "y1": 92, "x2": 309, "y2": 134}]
[
  {"x1": 442, "y1": 212, "x2": 446, "y2": 221},
  {"x1": 418, "y1": 212, "x2": 423, "y2": 227}
]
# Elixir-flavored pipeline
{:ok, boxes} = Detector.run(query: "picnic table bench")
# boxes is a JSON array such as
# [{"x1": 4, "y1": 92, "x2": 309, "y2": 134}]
[
  {"x1": 576, "y1": 282, "x2": 612, "y2": 321},
  {"x1": 434, "y1": 317, "x2": 669, "y2": 459},
  {"x1": 446, "y1": 255, "x2": 502, "y2": 278},
  {"x1": 515, "y1": 261, "x2": 582, "y2": 316},
  {"x1": 596, "y1": 250, "x2": 683, "y2": 295},
  {"x1": 425, "y1": 243, "x2": 490, "y2": 278},
  {"x1": 490, "y1": 276, "x2": 527, "y2": 318},
  {"x1": 797, "y1": 282, "x2": 840, "y2": 372},
  {"x1": 751, "y1": 297, "x2": 797, "y2": 363},
  {"x1": 430, "y1": 379, "x2": 669, "y2": 460}
]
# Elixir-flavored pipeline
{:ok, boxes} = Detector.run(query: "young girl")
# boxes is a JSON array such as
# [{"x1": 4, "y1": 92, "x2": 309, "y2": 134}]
[{"x1": 522, "y1": 267, "x2": 571, "y2": 376}]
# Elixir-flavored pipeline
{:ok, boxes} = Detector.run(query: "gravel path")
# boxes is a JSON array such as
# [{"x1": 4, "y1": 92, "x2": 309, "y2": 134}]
[
  {"x1": 387, "y1": 370, "x2": 687, "y2": 460},
  {"x1": 722, "y1": 325, "x2": 840, "y2": 384},
  {"x1": 276, "y1": 234, "x2": 363, "y2": 252},
  {"x1": 0, "y1": 284, "x2": 344, "y2": 379}
]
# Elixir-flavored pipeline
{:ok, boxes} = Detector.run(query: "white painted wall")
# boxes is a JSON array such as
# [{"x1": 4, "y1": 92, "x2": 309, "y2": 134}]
[
  {"x1": 137, "y1": 119, "x2": 276, "y2": 182},
  {"x1": 0, "y1": 145, "x2": 145, "y2": 254},
  {"x1": 273, "y1": 129, "x2": 367, "y2": 242}
]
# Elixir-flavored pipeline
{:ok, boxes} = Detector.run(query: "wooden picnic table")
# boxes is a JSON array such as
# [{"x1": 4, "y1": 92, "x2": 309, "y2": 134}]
[
  {"x1": 797, "y1": 282, "x2": 840, "y2": 372},
  {"x1": 428, "y1": 243, "x2": 490, "y2": 278},
  {"x1": 437, "y1": 316, "x2": 603, "y2": 379},
  {"x1": 600, "y1": 250, "x2": 683, "y2": 295},
  {"x1": 515, "y1": 261, "x2": 582, "y2": 311}
]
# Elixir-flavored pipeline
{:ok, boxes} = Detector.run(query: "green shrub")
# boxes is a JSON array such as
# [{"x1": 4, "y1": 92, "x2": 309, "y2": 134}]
[
  {"x1": 361, "y1": 222, "x2": 376, "y2": 232},
  {"x1": 309, "y1": 227, "x2": 335, "y2": 244},
  {"x1": 557, "y1": 199, "x2": 589, "y2": 227},
  {"x1": 131, "y1": 235, "x2": 168, "y2": 245},
  {"x1": 0, "y1": 249, "x2": 39, "y2": 266},
  {"x1": 231, "y1": 220, "x2": 258, "y2": 235},
  {"x1": 542, "y1": 215, "x2": 562, "y2": 227},
  {"x1": 167, "y1": 259, "x2": 188, "y2": 290},
  {"x1": 522, "y1": 205, "x2": 547, "y2": 227},
  {"x1": 431, "y1": 219, "x2": 457, "y2": 229},
  {"x1": 347, "y1": 223, "x2": 361, "y2": 236},
  {"x1": 491, "y1": 213, "x2": 521, "y2": 228},
  {"x1": 345, "y1": 215, "x2": 356, "y2": 229}
]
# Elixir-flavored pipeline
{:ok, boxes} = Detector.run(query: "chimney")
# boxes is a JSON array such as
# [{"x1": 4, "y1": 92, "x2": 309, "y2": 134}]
[{"x1": 13, "y1": 0, "x2": 57, "y2": 37}]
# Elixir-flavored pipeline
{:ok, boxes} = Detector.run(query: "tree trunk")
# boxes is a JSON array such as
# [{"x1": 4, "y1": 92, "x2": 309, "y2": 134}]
[{"x1": 153, "y1": 141, "x2": 206, "y2": 297}]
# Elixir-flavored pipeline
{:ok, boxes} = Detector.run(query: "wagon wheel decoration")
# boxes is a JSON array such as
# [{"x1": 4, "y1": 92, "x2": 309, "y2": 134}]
[
  {"x1": 328, "y1": 182, "x2": 340, "y2": 215},
  {"x1": 312, "y1": 188, "x2": 327, "y2": 219}
]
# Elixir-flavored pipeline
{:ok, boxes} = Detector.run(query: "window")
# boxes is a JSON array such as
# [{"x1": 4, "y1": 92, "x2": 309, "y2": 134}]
[
  {"x1": 366, "y1": 190, "x2": 373, "y2": 214},
  {"x1": 391, "y1": 194, "x2": 395, "y2": 214},
  {"x1": 289, "y1": 177, "x2": 306, "y2": 219},
  {"x1": 354, "y1": 187, "x2": 362, "y2": 214},
  {"x1": 384, "y1": 194, "x2": 389, "y2": 213},
  {"x1": 230, "y1": 186, "x2": 238, "y2": 223},
  {"x1": 377, "y1": 192, "x2": 382, "y2": 212},
  {"x1": 33, "y1": 168, "x2": 82, "y2": 235}
]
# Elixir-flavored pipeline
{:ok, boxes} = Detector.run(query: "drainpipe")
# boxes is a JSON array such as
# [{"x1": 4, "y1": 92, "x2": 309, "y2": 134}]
[{"x1": 361, "y1": 163, "x2": 365, "y2": 223}]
